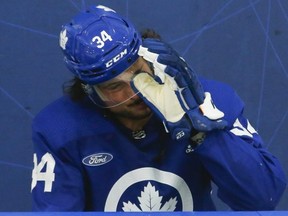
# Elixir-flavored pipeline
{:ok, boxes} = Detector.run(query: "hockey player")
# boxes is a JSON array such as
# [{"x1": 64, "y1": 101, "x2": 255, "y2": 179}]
[{"x1": 31, "y1": 5, "x2": 286, "y2": 211}]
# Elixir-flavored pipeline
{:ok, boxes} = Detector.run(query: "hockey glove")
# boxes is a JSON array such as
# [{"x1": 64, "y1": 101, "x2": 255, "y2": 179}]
[{"x1": 131, "y1": 39, "x2": 227, "y2": 140}]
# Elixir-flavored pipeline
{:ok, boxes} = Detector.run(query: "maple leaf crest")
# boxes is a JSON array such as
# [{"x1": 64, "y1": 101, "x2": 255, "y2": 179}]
[
  {"x1": 122, "y1": 182, "x2": 177, "y2": 212},
  {"x1": 59, "y1": 29, "x2": 68, "y2": 50}
]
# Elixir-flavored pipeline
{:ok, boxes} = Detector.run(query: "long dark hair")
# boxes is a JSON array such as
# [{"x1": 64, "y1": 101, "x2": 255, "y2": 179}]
[{"x1": 63, "y1": 29, "x2": 161, "y2": 102}]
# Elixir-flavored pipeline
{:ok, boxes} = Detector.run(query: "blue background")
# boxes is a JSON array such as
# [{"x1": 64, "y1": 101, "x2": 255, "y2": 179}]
[{"x1": 0, "y1": 0, "x2": 287, "y2": 211}]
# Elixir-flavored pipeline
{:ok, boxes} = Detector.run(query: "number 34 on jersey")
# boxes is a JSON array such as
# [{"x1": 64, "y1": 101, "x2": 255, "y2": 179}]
[{"x1": 31, "y1": 153, "x2": 55, "y2": 192}]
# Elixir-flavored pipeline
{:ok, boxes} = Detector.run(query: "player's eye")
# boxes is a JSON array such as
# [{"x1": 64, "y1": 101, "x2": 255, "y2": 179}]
[{"x1": 104, "y1": 81, "x2": 127, "y2": 92}]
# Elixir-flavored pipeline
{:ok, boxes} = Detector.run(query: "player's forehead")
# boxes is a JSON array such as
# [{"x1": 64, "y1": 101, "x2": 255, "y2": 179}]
[
  {"x1": 121, "y1": 57, "x2": 147, "y2": 75},
  {"x1": 97, "y1": 57, "x2": 147, "y2": 86}
]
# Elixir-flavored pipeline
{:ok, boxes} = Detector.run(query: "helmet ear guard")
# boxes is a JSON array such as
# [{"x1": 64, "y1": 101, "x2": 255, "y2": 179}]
[
  {"x1": 81, "y1": 83, "x2": 105, "y2": 107},
  {"x1": 81, "y1": 83, "x2": 94, "y2": 96}
]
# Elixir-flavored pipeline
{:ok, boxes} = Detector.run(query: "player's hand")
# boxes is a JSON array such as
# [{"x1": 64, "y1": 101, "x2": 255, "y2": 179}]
[{"x1": 131, "y1": 39, "x2": 227, "y2": 140}]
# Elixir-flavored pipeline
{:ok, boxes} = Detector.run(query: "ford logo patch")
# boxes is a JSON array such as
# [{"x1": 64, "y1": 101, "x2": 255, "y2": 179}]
[{"x1": 82, "y1": 153, "x2": 113, "y2": 166}]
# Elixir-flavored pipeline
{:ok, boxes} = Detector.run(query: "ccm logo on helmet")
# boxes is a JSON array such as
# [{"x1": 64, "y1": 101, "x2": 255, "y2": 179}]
[{"x1": 105, "y1": 49, "x2": 127, "y2": 68}]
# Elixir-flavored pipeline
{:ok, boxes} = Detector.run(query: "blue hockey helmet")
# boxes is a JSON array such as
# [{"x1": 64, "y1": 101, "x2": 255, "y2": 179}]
[{"x1": 59, "y1": 5, "x2": 141, "y2": 85}]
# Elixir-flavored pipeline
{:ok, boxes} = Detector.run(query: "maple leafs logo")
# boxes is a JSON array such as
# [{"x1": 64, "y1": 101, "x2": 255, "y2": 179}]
[
  {"x1": 122, "y1": 182, "x2": 177, "y2": 211},
  {"x1": 59, "y1": 29, "x2": 68, "y2": 50}
]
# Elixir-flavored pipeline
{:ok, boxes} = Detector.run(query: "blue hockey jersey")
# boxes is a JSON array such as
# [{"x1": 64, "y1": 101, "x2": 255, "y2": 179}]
[{"x1": 31, "y1": 78, "x2": 286, "y2": 211}]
